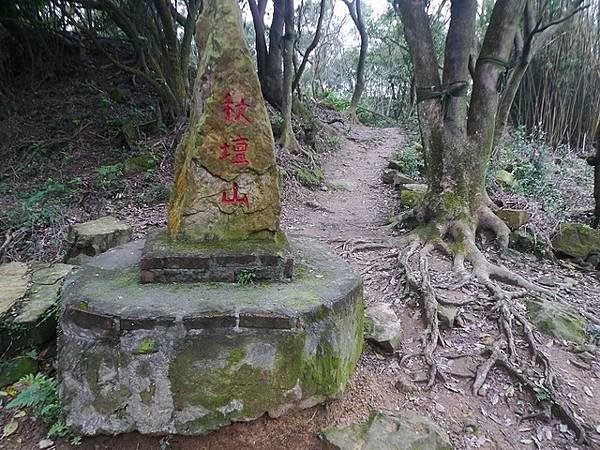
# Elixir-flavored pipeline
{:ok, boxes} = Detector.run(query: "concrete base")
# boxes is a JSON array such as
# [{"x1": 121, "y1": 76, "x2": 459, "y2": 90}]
[{"x1": 58, "y1": 236, "x2": 363, "y2": 436}]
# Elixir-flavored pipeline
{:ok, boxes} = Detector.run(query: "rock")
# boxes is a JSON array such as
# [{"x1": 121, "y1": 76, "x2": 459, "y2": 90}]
[
  {"x1": 0, "y1": 262, "x2": 29, "y2": 317},
  {"x1": 524, "y1": 297, "x2": 586, "y2": 344},
  {"x1": 167, "y1": 0, "x2": 281, "y2": 243},
  {"x1": 401, "y1": 183, "x2": 427, "y2": 193},
  {"x1": 400, "y1": 190, "x2": 425, "y2": 208},
  {"x1": 0, "y1": 262, "x2": 74, "y2": 355},
  {"x1": 496, "y1": 169, "x2": 515, "y2": 188},
  {"x1": 438, "y1": 305, "x2": 459, "y2": 329},
  {"x1": 395, "y1": 378, "x2": 417, "y2": 393},
  {"x1": 509, "y1": 229, "x2": 549, "y2": 257},
  {"x1": 65, "y1": 216, "x2": 132, "y2": 264},
  {"x1": 38, "y1": 439, "x2": 55, "y2": 450},
  {"x1": 125, "y1": 154, "x2": 156, "y2": 175},
  {"x1": 393, "y1": 172, "x2": 417, "y2": 187},
  {"x1": 0, "y1": 356, "x2": 38, "y2": 387},
  {"x1": 321, "y1": 410, "x2": 453, "y2": 450},
  {"x1": 121, "y1": 119, "x2": 138, "y2": 148},
  {"x1": 388, "y1": 158, "x2": 404, "y2": 171},
  {"x1": 364, "y1": 303, "x2": 402, "y2": 353},
  {"x1": 382, "y1": 169, "x2": 397, "y2": 185},
  {"x1": 551, "y1": 223, "x2": 600, "y2": 259},
  {"x1": 496, "y1": 209, "x2": 529, "y2": 230},
  {"x1": 586, "y1": 251, "x2": 600, "y2": 269}
]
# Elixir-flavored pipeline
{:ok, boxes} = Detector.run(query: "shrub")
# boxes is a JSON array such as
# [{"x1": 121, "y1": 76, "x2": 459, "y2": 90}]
[{"x1": 391, "y1": 142, "x2": 425, "y2": 179}]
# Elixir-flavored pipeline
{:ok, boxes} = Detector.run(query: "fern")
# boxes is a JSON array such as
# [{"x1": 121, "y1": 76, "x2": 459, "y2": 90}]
[{"x1": 6, "y1": 373, "x2": 78, "y2": 442}]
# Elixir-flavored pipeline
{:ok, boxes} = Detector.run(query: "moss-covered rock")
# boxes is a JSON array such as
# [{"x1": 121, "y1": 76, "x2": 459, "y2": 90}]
[
  {"x1": 551, "y1": 223, "x2": 600, "y2": 259},
  {"x1": 509, "y1": 229, "x2": 550, "y2": 258},
  {"x1": 400, "y1": 189, "x2": 425, "y2": 208},
  {"x1": 321, "y1": 410, "x2": 453, "y2": 450},
  {"x1": 58, "y1": 237, "x2": 364, "y2": 436},
  {"x1": 0, "y1": 356, "x2": 38, "y2": 387},
  {"x1": 524, "y1": 297, "x2": 586, "y2": 343},
  {"x1": 125, "y1": 154, "x2": 156, "y2": 175},
  {"x1": 0, "y1": 262, "x2": 73, "y2": 355},
  {"x1": 496, "y1": 169, "x2": 515, "y2": 188}
]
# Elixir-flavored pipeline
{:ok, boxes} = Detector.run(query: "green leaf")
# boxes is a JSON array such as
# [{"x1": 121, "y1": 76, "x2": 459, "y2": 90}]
[{"x1": 2, "y1": 420, "x2": 18, "y2": 439}]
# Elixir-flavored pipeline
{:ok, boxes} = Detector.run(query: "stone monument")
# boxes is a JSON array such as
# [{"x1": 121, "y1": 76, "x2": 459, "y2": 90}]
[{"x1": 58, "y1": 0, "x2": 364, "y2": 436}]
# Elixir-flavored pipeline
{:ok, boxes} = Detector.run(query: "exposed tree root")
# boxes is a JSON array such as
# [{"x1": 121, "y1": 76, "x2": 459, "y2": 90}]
[{"x1": 394, "y1": 208, "x2": 588, "y2": 444}]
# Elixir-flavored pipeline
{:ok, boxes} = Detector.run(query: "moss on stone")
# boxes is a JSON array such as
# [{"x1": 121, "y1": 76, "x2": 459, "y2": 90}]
[
  {"x1": 134, "y1": 338, "x2": 157, "y2": 355},
  {"x1": 140, "y1": 382, "x2": 156, "y2": 406}
]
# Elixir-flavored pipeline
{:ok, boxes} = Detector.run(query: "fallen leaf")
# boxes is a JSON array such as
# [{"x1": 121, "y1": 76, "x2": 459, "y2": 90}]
[
  {"x1": 2, "y1": 421, "x2": 18, "y2": 439},
  {"x1": 13, "y1": 411, "x2": 26, "y2": 418}
]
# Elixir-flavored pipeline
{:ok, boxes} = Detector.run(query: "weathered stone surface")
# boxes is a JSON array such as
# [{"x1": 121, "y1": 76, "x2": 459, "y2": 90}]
[
  {"x1": 364, "y1": 303, "x2": 402, "y2": 353},
  {"x1": 125, "y1": 154, "x2": 156, "y2": 175},
  {"x1": 321, "y1": 410, "x2": 453, "y2": 450},
  {"x1": 496, "y1": 208, "x2": 529, "y2": 230},
  {"x1": 58, "y1": 237, "x2": 364, "y2": 436},
  {"x1": 0, "y1": 356, "x2": 38, "y2": 387},
  {"x1": 0, "y1": 263, "x2": 74, "y2": 355},
  {"x1": 382, "y1": 169, "x2": 416, "y2": 188},
  {"x1": 525, "y1": 298, "x2": 586, "y2": 343},
  {"x1": 140, "y1": 229, "x2": 293, "y2": 283},
  {"x1": 167, "y1": 0, "x2": 281, "y2": 243},
  {"x1": 400, "y1": 189, "x2": 425, "y2": 208},
  {"x1": 66, "y1": 216, "x2": 132, "y2": 264},
  {"x1": 496, "y1": 169, "x2": 515, "y2": 188},
  {"x1": 0, "y1": 262, "x2": 29, "y2": 316},
  {"x1": 438, "y1": 304, "x2": 459, "y2": 329},
  {"x1": 551, "y1": 223, "x2": 600, "y2": 259},
  {"x1": 509, "y1": 229, "x2": 550, "y2": 257}
]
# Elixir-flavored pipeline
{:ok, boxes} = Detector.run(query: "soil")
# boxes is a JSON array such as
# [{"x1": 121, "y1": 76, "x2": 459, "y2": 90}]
[{"x1": 1, "y1": 61, "x2": 599, "y2": 449}]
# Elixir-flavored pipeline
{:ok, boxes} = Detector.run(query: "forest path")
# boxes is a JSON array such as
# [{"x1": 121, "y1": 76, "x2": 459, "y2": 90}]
[
  {"x1": 281, "y1": 124, "x2": 401, "y2": 242},
  {"x1": 62, "y1": 124, "x2": 600, "y2": 450}
]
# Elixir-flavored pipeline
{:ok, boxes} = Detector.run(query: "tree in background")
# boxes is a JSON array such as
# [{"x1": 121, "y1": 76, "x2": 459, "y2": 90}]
[
  {"x1": 67, "y1": 0, "x2": 202, "y2": 122},
  {"x1": 248, "y1": 0, "x2": 285, "y2": 107},
  {"x1": 280, "y1": 0, "x2": 302, "y2": 151},
  {"x1": 393, "y1": 0, "x2": 586, "y2": 439},
  {"x1": 342, "y1": 0, "x2": 368, "y2": 121}
]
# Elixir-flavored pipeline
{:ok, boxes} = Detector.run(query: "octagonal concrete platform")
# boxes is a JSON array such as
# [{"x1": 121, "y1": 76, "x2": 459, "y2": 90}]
[{"x1": 58, "y1": 236, "x2": 363, "y2": 436}]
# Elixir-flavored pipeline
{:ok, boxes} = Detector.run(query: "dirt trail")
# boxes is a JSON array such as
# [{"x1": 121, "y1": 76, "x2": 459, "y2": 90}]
[
  {"x1": 37, "y1": 125, "x2": 600, "y2": 449},
  {"x1": 281, "y1": 125, "x2": 401, "y2": 242}
]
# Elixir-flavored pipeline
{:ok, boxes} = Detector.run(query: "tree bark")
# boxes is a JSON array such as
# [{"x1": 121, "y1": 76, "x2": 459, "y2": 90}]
[
  {"x1": 280, "y1": 0, "x2": 301, "y2": 151},
  {"x1": 343, "y1": 0, "x2": 368, "y2": 121},
  {"x1": 395, "y1": 0, "x2": 525, "y2": 246},
  {"x1": 249, "y1": 0, "x2": 285, "y2": 107},
  {"x1": 292, "y1": 0, "x2": 327, "y2": 93}
]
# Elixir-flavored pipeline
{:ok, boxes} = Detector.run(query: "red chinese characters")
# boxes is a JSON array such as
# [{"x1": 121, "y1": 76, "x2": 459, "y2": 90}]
[
  {"x1": 222, "y1": 93, "x2": 251, "y2": 124},
  {"x1": 218, "y1": 136, "x2": 249, "y2": 166},
  {"x1": 221, "y1": 182, "x2": 248, "y2": 206},
  {"x1": 220, "y1": 93, "x2": 252, "y2": 207}
]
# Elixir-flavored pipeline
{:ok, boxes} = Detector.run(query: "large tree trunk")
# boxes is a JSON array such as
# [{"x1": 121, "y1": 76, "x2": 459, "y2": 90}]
[{"x1": 395, "y1": 0, "x2": 525, "y2": 248}]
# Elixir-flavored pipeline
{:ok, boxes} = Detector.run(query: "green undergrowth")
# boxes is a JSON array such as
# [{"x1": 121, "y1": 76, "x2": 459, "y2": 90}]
[
  {"x1": 6, "y1": 373, "x2": 80, "y2": 444},
  {"x1": 488, "y1": 126, "x2": 568, "y2": 213}
]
